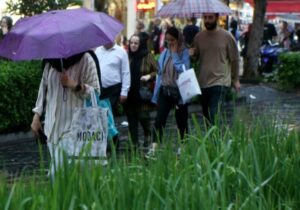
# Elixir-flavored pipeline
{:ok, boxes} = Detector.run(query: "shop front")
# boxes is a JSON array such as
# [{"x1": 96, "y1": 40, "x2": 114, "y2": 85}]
[{"x1": 84, "y1": 0, "x2": 159, "y2": 40}]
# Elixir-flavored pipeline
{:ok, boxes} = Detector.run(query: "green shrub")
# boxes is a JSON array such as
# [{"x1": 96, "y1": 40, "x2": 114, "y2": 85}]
[
  {"x1": 278, "y1": 52, "x2": 300, "y2": 89},
  {"x1": 0, "y1": 60, "x2": 42, "y2": 134}
]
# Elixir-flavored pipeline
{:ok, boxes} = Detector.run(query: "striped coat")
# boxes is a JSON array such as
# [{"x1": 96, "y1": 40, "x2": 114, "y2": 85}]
[{"x1": 32, "y1": 53, "x2": 100, "y2": 144}]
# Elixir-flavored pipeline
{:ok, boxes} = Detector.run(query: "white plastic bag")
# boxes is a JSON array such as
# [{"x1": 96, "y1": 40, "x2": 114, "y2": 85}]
[
  {"x1": 176, "y1": 65, "x2": 201, "y2": 103},
  {"x1": 58, "y1": 89, "x2": 108, "y2": 161}
]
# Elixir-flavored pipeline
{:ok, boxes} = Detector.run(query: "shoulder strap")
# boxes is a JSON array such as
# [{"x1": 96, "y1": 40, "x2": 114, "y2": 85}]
[{"x1": 87, "y1": 50, "x2": 102, "y2": 89}]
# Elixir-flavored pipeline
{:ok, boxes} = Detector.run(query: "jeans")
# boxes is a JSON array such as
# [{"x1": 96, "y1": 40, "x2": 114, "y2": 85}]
[
  {"x1": 153, "y1": 88, "x2": 188, "y2": 143},
  {"x1": 200, "y1": 86, "x2": 229, "y2": 125}
]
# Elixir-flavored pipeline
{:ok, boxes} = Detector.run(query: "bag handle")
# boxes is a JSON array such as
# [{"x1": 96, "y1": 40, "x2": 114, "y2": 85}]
[{"x1": 85, "y1": 87, "x2": 98, "y2": 108}]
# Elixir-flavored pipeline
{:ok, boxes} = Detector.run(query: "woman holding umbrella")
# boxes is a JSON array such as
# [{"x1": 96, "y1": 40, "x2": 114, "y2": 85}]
[{"x1": 31, "y1": 52, "x2": 100, "y2": 176}]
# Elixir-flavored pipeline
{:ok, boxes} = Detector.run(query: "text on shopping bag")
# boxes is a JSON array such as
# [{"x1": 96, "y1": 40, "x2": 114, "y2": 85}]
[{"x1": 77, "y1": 130, "x2": 105, "y2": 142}]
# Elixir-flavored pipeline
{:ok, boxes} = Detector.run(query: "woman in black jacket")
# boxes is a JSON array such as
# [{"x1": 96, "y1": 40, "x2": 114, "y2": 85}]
[{"x1": 124, "y1": 33, "x2": 158, "y2": 149}]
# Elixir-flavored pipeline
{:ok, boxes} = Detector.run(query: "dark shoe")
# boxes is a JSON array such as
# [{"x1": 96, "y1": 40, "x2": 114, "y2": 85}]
[
  {"x1": 106, "y1": 135, "x2": 119, "y2": 153},
  {"x1": 143, "y1": 136, "x2": 151, "y2": 148},
  {"x1": 112, "y1": 134, "x2": 120, "y2": 149}
]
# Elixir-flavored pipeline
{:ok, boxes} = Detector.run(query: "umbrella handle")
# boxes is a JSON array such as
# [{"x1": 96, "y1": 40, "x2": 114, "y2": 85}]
[{"x1": 60, "y1": 59, "x2": 65, "y2": 72}]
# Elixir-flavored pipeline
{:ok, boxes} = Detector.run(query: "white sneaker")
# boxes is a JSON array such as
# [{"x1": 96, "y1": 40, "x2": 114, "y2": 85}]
[
  {"x1": 176, "y1": 147, "x2": 181, "y2": 156},
  {"x1": 145, "y1": 143, "x2": 158, "y2": 159}
]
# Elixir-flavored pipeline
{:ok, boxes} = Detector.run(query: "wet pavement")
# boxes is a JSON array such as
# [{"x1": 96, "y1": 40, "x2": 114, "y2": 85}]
[{"x1": 0, "y1": 83, "x2": 299, "y2": 176}]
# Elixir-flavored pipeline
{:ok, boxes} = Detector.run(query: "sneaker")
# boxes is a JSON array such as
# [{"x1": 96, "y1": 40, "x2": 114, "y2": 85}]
[
  {"x1": 176, "y1": 147, "x2": 181, "y2": 156},
  {"x1": 145, "y1": 143, "x2": 158, "y2": 159}
]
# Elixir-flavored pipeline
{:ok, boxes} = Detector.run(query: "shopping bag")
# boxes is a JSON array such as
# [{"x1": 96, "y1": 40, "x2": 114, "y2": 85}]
[
  {"x1": 85, "y1": 92, "x2": 118, "y2": 140},
  {"x1": 58, "y1": 90, "x2": 108, "y2": 160},
  {"x1": 176, "y1": 65, "x2": 201, "y2": 103},
  {"x1": 97, "y1": 98, "x2": 118, "y2": 140}
]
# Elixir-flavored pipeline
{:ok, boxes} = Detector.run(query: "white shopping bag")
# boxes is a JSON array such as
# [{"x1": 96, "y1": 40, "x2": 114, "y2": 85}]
[
  {"x1": 58, "y1": 90, "x2": 108, "y2": 161},
  {"x1": 176, "y1": 65, "x2": 201, "y2": 103}
]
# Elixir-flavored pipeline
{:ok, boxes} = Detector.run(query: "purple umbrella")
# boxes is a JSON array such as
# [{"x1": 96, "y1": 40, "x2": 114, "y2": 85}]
[
  {"x1": 0, "y1": 8, "x2": 124, "y2": 61},
  {"x1": 156, "y1": 0, "x2": 233, "y2": 18}
]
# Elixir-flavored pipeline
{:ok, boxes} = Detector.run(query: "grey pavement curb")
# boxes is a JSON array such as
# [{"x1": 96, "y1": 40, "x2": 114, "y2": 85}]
[{"x1": 0, "y1": 131, "x2": 34, "y2": 145}]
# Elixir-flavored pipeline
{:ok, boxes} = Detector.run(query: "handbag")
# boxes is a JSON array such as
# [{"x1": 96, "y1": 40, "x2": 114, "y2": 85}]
[
  {"x1": 162, "y1": 86, "x2": 181, "y2": 101},
  {"x1": 139, "y1": 85, "x2": 153, "y2": 102},
  {"x1": 58, "y1": 89, "x2": 108, "y2": 160},
  {"x1": 176, "y1": 65, "x2": 201, "y2": 103}
]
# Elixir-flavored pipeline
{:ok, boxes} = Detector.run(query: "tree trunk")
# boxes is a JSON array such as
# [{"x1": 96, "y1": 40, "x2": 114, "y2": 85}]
[{"x1": 243, "y1": 0, "x2": 267, "y2": 78}]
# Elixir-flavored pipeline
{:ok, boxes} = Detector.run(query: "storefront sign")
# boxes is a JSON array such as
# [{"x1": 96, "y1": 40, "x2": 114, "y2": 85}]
[{"x1": 137, "y1": 0, "x2": 155, "y2": 10}]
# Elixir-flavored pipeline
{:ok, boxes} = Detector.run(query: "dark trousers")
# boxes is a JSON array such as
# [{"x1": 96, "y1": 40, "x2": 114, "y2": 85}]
[
  {"x1": 200, "y1": 86, "x2": 229, "y2": 125},
  {"x1": 153, "y1": 89, "x2": 188, "y2": 143},
  {"x1": 100, "y1": 83, "x2": 121, "y2": 116},
  {"x1": 124, "y1": 103, "x2": 151, "y2": 146}
]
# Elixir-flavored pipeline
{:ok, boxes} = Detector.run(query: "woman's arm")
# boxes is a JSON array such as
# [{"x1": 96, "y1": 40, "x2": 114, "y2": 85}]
[
  {"x1": 32, "y1": 64, "x2": 49, "y2": 116},
  {"x1": 141, "y1": 53, "x2": 158, "y2": 81},
  {"x1": 59, "y1": 54, "x2": 100, "y2": 99},
  {"x1": 171, "y1": 48, "x2": 190, "y2": 72},
  {"x1": 31, "y1": 64, "x2": 49, "y2": 136}
]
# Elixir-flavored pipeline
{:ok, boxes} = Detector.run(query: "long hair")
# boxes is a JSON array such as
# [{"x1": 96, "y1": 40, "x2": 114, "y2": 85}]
[
  {"x1": 1, "y1": 16, "x2": 13, "y2": 31},
  {"x1": 165, "y1": 26, "x2": 185, "y2": 54}
]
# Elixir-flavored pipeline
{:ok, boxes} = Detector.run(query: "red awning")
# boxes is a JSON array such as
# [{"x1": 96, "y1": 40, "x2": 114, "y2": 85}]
[{"x1": 245, "y1": 0, "x2": 300, "y2": 14}]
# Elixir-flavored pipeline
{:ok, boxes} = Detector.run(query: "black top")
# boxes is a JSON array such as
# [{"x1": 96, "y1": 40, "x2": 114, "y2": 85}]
[
  {"x1": 183, "y1": 24, "x2": 199, "y2": 46},
  {"x1": 263, "y1": 23, "x2": 277, "y2": 43}
]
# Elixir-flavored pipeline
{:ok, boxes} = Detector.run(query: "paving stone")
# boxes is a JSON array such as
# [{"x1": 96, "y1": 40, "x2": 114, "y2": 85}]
[{"x1": 0, "y1": 84, "x2": 299, "y2": 176}]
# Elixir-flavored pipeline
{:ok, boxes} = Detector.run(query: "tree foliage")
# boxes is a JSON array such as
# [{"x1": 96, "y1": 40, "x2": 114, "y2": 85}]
[{"x1": 6, "y1": 0, "x2": 82, "y2": 17}]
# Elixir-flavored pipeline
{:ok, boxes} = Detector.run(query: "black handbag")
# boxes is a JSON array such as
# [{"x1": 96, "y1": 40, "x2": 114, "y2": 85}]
[
  {"x1": 139, "y1": 85, "x2": 153, "y2": 102},
  {"x1": 162, "y1": 86, "x2": 180, "y2": 101}
]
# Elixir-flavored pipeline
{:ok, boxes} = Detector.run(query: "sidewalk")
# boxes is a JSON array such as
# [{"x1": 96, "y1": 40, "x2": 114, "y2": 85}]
[{"x1": 1, "y1": 83, "x2": 299, "y2": 175}]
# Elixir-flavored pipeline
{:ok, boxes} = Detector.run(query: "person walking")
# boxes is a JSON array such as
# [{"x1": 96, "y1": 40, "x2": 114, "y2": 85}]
[
  {"x1": 149, "y1": 27, "x2": 190, "y2": 154},
  {"x1": 229, "y1": 19, "x2": 241, "y2": 42},
  {"x1": 124, "y1": 34, "x2": 158, "y2": 149},
  {"x1": 31, "y1": 52, "x2": 100, "y2": 176},
  {"x1": 190, "y1": 13, "x2": 240, "y2": 126},
  {"x1": 95, "y1": 41, "x2": 130, "y2": 148},
  {"x1": 183, "y1": 17, "x2": 199, "y2": 47},
  {"x1": 0, "y1": 16, "x2": 13, "y2": 41},
  {"x1": 136, "y1": 20, "x2": 150, "y2": 50},
  {"x1": 150, "y1": 18, "x2": 162, "y2": 55},
  {"x1": 95, "y1": 41, "x2": 130, "y2": 114}
]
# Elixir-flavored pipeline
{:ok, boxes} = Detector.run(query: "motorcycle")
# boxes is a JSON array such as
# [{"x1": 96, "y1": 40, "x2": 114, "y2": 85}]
[{"x1": 259, "y1": 41, "x2": 286, "y2": 74}]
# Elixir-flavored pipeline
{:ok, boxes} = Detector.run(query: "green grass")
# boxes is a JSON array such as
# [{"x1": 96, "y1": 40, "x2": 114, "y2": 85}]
[{"x1": 0, "y1": 114, "x2": 299, "y2": 210}]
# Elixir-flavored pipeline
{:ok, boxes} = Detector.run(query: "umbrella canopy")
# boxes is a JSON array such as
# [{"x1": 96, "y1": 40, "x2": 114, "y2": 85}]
[
  {"x1": 156, "y1": 0, "x2": 233, "y2": 18},
  {"x1": 0, "y1": 8, "x2": 124, "y2": 61}
]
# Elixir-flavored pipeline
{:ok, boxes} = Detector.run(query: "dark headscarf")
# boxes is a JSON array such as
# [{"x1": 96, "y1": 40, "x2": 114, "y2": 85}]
[
  {"x1": 128, "y1": 34, "x2": 149, "y2": 99},
  {"x1": 43, "y1": 52, "x2": 85, "y2": 72}
]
